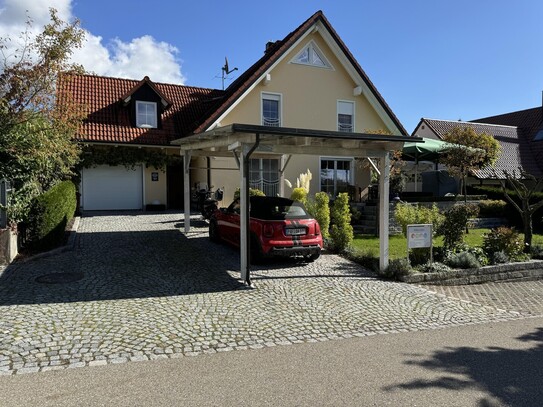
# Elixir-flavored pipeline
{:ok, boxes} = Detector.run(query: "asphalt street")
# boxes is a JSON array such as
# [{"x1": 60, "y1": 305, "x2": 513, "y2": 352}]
[{"x1": 1, "y1": 316, "x2": 541, "y2": 407}]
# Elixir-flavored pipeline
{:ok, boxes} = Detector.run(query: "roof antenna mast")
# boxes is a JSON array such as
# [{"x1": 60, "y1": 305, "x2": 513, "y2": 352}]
[{"x1": 221, "y1": 57, "x2": 238, "y2": 90}]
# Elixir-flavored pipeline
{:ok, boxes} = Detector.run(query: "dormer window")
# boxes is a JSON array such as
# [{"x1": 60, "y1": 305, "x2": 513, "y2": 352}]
[{"x1": 136, "y1": 101, "x2": 157, "y2": 128}]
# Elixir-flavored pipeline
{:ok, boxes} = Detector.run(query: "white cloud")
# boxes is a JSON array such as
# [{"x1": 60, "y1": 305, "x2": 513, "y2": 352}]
[{"x1": 0, "y1": 0, "x2": 186, "y2": 84}]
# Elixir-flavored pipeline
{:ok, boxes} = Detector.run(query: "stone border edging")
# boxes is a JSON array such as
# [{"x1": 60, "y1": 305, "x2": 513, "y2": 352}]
[
  {"x1": 399, "y1": 260, "x2": 543, "y2": 285},
  {"x1": 17, "y1": 216, "x2": 80, "y2": 263}
]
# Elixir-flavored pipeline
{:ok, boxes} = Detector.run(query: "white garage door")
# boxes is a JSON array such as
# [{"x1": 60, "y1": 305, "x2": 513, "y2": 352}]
[{"x1": 82, "y1": 165, "x2": 143, "y2": 210}]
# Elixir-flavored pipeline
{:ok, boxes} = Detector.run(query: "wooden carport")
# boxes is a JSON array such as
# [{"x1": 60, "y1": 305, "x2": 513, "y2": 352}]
[{"x1": 173, "y1": 123, "x2": 419, "y2": 286}]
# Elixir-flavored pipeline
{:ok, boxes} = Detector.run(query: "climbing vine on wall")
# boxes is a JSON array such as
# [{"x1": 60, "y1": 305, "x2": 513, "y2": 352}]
[{"x1": 77, "y1": 145, "x2": 183, "y2": 171}]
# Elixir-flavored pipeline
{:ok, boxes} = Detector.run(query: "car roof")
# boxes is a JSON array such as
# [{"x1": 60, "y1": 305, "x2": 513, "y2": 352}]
[{"x1": 249, "y1": 196, "x2": 296, "y2": 206}]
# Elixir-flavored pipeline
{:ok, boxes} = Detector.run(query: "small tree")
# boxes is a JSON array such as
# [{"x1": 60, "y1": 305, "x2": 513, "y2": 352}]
[
  {"x1": 441, "y1": 126, "x2": 501, "y2": 204},
  {"x1": 436, "y1": 204, "x2": 479, "y2": 251},
  {"x1": 0, "y1": 9, "x2": 85, "y2": 224},
  {"x1": 499, "y1": 169, "x2": 543, "y2": 252},
  {"x1": 313, "y1": 192, "x2": 330, "y2": 239}
]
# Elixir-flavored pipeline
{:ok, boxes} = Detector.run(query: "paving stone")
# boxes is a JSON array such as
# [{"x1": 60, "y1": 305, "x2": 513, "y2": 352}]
[{"x1": 0, "y1": 212, "x2": 537, "y2": 376}]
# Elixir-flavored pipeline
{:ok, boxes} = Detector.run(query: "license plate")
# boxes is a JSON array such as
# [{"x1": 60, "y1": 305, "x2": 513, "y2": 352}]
[{"x1": 285, "y1": 227, "x2": 306, "y2": 236}]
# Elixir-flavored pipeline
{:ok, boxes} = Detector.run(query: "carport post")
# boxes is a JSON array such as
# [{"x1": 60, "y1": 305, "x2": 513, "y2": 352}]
[
  {"x1": 378, "y1": 152, "x2": 390, "y2": 272},
  {"x1": 239, "y1": 135, "x2": 260, "y2": 286},
  {"x1": 184, "y1": 150, "x2": 192, "y2": 233}
]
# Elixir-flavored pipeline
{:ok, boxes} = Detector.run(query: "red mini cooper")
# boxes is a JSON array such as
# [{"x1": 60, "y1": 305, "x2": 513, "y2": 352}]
[{"x1": 209, "y1": 196, "x2": 323, "y2": 262}]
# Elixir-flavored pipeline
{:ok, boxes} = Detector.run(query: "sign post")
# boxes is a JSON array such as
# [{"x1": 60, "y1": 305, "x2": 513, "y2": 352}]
[{"x1": 407, "y1": 224, "x2": 433, "y2": 264}]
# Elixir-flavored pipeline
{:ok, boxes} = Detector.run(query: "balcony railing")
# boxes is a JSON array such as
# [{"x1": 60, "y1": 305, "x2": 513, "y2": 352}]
[{"x1": 250, "y1": 178, "x2": 279, "y2": 197}]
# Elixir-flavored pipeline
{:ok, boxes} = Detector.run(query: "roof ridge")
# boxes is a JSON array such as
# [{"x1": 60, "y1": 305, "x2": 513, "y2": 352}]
[
  {"x1": 61, "y1": 72, "x2": 222, "y2": 93},
  {"x1": 423, "y1": 117, "x2": 518, "y2": 129}
]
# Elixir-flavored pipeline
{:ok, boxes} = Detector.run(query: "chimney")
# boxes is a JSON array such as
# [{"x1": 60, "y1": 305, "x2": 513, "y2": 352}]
[{"x1": 265, "y1": 40, "x2": 278, "y2": 53}]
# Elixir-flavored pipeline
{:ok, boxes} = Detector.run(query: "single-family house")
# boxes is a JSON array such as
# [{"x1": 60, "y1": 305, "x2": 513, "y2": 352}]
[
  {"x1": 61, "y1": 10, "x2": 409, "y2": 211},
  {"x1": 411, "y1": 104, "x2": 543, "y2": 191}
]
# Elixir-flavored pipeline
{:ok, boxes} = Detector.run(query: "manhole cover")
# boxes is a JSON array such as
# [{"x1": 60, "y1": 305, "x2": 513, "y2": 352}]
[{"x1": 35, "y1": 272, "x2": 83, "y2": 284}]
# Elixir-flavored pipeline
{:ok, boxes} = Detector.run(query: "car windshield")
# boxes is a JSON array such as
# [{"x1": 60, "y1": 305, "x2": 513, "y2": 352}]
[{"x1": 250, "y1": 198, "x2": 310, "y2": 220}]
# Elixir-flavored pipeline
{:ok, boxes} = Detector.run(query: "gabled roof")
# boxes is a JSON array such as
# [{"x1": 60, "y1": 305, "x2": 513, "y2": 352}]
[
  {"x1": 59, "y1": 73, "x2": 223, "y2": 145},
  {"x1": 192, "y1": 10, "x2": 408, "y2": 136},
  {"x1": 414, "y1": 118, "x2": 541, "y2": 178},
  {"x1": 119, "y1": 75, "x2": 173, "y2": 109}
]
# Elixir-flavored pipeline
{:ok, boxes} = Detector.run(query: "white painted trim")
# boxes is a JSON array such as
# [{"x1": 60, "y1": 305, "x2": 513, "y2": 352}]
[
  {"x1": 317, "y1": 25, "x2": 402, "y2": 135},
  {"x1": 207, "y1": 26, "x2": 316, "y2": 130},
  {"x1": 319, "y1": 156, "x2": 354, "y2": 195},
  {"x1": 136, "y1": 101, "x2": 158, "y2": 128},
  {"x1": 337, "y1": 99, "x2": 355, "y2": 132},
  {"x1": 261, "y1": 91, "x2": 283, "y2": 127},
  {"x1": 289, "y1": 39, "x2": 334, "y2": 70}
]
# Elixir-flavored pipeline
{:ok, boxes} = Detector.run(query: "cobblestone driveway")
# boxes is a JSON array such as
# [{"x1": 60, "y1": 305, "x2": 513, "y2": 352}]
[{"x1": 0, "y1": 212, "x2": 528, "y2": 375}]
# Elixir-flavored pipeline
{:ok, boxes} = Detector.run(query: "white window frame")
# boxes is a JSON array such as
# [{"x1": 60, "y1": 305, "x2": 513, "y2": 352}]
[
  {"x1": 261, "y1": 92, "x2": 282, "y2": 127},
  {"x1": 337, "y1": 100, "x2": 355, "y2": 132},
  {"x1": 319, "y1": 156, "x2": 354, "y2": 197},
  {"x1": 290, "y1": 40, "x2": 333, "y2": 69},
  {"x1": 136, "y1": 101, "x2": 158, "y2": 129}
]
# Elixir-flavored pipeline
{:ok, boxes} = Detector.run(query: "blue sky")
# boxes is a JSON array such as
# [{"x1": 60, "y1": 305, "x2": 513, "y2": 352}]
[{"x1": 2, "y1": 0, "x2": 542, "y2": 132}]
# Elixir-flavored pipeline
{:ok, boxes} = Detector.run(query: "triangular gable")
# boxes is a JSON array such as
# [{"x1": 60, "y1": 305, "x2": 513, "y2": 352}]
[
  {"x1": 120, "y1": 76, "x2": 173, "y2": 110},
  {"x1": 193, "y1": 10, "x2": 407, "y2": 136},
  {"x1": 290, "y1": 40, "x2": 332, "y2": 69}
]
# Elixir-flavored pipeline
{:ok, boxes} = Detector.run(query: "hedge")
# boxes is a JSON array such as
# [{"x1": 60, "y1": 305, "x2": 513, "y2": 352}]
[
  {"x1": 468, "y1": 186, "x2": 543, "y2": 231},
  {"x1": 27, "y1": 181, "x2": 77, "y2": 250}
]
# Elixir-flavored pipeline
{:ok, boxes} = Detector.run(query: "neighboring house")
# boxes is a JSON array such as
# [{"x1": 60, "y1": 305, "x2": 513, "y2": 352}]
[
  {"x1": 61, "y1": 10, "x2": 408, "y2": 211},
  {"x1": 412, "y1": 106, "x2": 543, "y2": 190}
]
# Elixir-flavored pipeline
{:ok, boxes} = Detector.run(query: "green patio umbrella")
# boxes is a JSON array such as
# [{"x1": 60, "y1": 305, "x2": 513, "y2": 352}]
[
  {"x1": 401, "y1": 138, "x2": 452, "y2": 191},
  {"x1": 402, "y1": 137, "x2": 451, "y2": 161}
]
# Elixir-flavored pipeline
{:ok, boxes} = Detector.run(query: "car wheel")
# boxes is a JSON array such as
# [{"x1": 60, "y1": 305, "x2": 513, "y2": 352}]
[
  {"x1": 305, "y1": 250, "x2": 321, "y2": 262},
  {"x1": 209, "y1": 220, "x2": 220, "y2": 242}
]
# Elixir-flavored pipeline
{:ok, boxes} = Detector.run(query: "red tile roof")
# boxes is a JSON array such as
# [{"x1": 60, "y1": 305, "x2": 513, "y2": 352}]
[
  {"x1": 59, "y1": 74, "x2": 224, "y2": 146},
  {"x1": 60, "y1": 10, "x2": 407, "y2": 146}
]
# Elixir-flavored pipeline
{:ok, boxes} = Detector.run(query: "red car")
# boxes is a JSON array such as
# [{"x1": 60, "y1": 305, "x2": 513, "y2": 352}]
[{"x1": 209, "y1": 196, "x2": 323, "y2": 262}]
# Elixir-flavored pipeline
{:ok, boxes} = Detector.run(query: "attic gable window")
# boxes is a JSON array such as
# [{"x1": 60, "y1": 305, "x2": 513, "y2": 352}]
[
  {"x1": 136, "y1": 101, "x2": 157, "y2": 128},
  {"x1": 291, "y1": 41, "x2": 331, "y2": 69}
]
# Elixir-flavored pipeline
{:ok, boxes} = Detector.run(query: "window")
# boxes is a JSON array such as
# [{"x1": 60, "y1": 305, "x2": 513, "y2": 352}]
[
  {"x1": 320, "y1": 158, "x2": 353, "y2": 197},
  {"x1": 250, "y1": 158, "x2": 279, "y2": 196},
  {"x1": 337, "y1": 101, "x2": 354, "y2": 132},
  {"x1": 262, "y1": 93, "x2": 281, "y2": 127},
  {"x1": 292, "y1": 41, "x2": 332, "y2": 69},
  {"x1": 136, "y1": 101, "x2": 157, "y2": 128}
]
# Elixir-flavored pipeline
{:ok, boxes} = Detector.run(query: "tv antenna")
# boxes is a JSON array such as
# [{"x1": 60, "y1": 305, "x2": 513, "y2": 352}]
[{"x1": 221, "y1": 57, "x2": 238, "y2": 90}]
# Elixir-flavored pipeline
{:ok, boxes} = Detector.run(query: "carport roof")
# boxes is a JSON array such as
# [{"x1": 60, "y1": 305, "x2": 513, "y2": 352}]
[{"x1": 172, "y1": 123, "x2": 417, "y2": 157}]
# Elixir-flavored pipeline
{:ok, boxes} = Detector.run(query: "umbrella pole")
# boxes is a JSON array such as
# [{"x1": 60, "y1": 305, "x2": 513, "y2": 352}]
[{"x1": 414, "y1": 157, "x2": 418, "y2": 192}]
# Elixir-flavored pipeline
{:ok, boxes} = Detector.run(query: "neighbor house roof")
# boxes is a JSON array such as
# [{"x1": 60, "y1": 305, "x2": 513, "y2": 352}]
[
  {"x1": 59, "y1": 73, "x2": 224, "y2": 146},
  {"x1": 414, "y1": 118, "x2": 541, "y2": 178},
  {"x1": 192, "y1": 10, "x2": 408, "y2": 136},
  {"x1": 472, "y1": 107, "x2": 543, "y2": 176}
]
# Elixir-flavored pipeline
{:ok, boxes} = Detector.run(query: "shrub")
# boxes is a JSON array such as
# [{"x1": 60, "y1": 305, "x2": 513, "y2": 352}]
[
  {"x1": 26, "y1": 181, "x2": 76, "y2": 250},
  {"x1": 329, "y1": 192, "x2": 354, "y2": 253},
  {"x1": 454, "y1": 244, "x2": 489, "y2": 266},
  {"x1": 409, "y1": 248, "x2": 431, "y2": 266},
  {"x1": 436, "y1": 204, "x2": 479, "y2": 250},
  {"x1": 347, "y1": 250, "x2": 379, "y2": 273},
  {"x1": 383, "y1": 258, "x2": 411, "y2": 279},
  {"x1": 312, "y1": 192, "x2": 330, "y2": 239},
  {"x1": 415, "y1": 261, "x2": 452, "y2": 274},
  {"x1": 290, "y1": 187, "x2": 308, "y2": 205},
  {"x1": 483, "y1": 226, "x2": 524, "y2": 259},
  {"x1": 445, "y1": 251, "x2": 481, "y2": 269},
  {"x1": 490, "y1": 250, "x2": 509, "y2": 265},
  {"x1": 394, "y1": 202, "x2": 444, "y2": 237},
  {"x1": 530, "y1": 244, "x2": 543, "y2": 260},
  {"x1": 233, "y1": 188, "x2": 265, "y2": 200},
  {"x1": 478, "y1": 199, "x2": 507, "y2": 218}
]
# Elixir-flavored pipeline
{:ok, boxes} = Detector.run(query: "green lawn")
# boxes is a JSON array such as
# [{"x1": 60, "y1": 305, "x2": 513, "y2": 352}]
[{"x1": 352, "y1": 229, "x2": 543, "y2": 260}]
